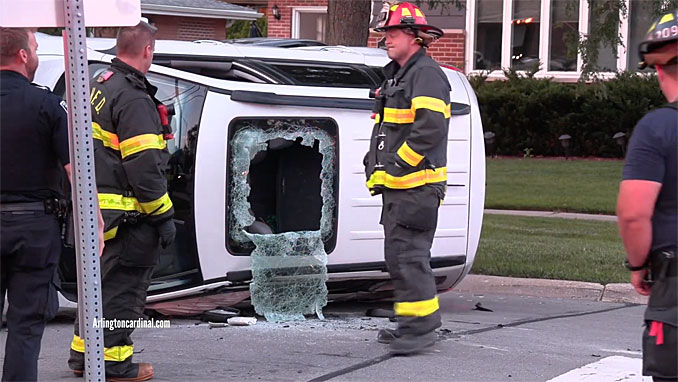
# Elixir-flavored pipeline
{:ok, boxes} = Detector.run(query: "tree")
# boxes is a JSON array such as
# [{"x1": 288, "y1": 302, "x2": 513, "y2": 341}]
[{"x1": 325, "y1": 0, "x2": 372, "y2": 46}]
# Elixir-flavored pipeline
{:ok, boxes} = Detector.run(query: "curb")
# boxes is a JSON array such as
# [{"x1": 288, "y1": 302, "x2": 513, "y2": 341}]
[{"x1": 455, "y1": 275, "x2": 648, "y2": 305}]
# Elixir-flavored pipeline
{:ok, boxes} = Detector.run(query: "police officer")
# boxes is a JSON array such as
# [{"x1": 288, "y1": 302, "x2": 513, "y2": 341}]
[
  {"x1": 67, "y1": 21, "x2": 175, "y2": 381},
  {"x1": 365, "y1": 2, "x2": 450, "y2": 355},
  {"x1": 617, "y1": 10, "x2": 678, "y2": 382},
  {"x1": 0, "y1": 27, "x2": 101, "y2": 381}
]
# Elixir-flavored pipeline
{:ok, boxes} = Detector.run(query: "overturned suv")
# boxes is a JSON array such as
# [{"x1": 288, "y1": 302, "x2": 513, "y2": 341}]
[{"x1": 34, "y1": 34, "x2": 486, "y2": 315}]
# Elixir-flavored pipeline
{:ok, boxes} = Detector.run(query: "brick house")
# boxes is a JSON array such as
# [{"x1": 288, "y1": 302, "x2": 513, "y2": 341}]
[
  {"x1": 95, "y1": 0, "x2": 263, "y2": 41},
  {"x1": 266, "y1": 1, "x2": 465, "y2": 69},
  {"x1": 265, "y1": 0, "x2": 660, "y2": 79}
]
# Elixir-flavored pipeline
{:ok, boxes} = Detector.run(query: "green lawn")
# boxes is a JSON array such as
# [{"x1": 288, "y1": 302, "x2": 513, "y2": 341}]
[
  {"x1": 485, "y1": 158, "x2": 623, "y2": 215},
  {"x1": 473, "y1": 214, "x2": 627, "y2": 284}
]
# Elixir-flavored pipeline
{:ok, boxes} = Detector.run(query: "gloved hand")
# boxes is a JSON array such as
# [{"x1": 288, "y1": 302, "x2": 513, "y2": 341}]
[{"x1": 156, "y1": 219, "x2": 176, "y2": 249}]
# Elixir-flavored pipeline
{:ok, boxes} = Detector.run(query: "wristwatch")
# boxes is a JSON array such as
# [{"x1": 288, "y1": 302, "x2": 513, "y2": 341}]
[{"x1": 624, "y1": 259, "x2": 646, "y2": 271}]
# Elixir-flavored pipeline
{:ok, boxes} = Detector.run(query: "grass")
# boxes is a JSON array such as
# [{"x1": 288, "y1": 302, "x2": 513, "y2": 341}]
[
  {"x1": 485, "y1": 158, "x2": 623, "y2": 215},
  {"x1": 473, "y1": 214, "x2": 627, "y2": 284}
]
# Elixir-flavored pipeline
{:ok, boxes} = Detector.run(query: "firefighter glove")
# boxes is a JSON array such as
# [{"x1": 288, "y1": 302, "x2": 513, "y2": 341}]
[{"x1": 157, "y1": 219, "x2": 176, "y2": 249}]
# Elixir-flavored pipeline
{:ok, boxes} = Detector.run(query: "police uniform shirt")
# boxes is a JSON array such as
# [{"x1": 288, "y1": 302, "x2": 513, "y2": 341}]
[
  {"x1": 0, "y1": 70, "x2": 70, "y2": 203},
  {"x1": 622, "y1": 103, "x2": 678, "y2": 252}
]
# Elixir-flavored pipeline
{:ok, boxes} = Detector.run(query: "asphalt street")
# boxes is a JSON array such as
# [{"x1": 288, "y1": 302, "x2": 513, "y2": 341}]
[{"x1": 0, "y1": 290, "x2": 648, "y2": 381}]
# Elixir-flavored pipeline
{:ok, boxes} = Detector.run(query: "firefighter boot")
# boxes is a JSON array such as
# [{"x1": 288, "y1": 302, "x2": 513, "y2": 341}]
[
  {"x1": 388, "y1": 331, "x2": 437, "y2": 355},
  {"x1": 377, "y1": 328, "x2": 400, "y2": 344},
  {"x1": 108, "y1": 362, "x2": 154, "y2": 381}
]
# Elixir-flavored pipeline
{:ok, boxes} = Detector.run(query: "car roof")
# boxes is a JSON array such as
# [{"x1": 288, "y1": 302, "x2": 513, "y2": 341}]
[{"x1": 35, "y1": 33, "x2": 388, "y2": 67}]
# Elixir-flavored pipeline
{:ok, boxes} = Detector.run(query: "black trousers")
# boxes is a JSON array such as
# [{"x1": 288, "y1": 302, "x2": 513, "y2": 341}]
[
  {"x1": 381, "y1": 186, "x2": 442, "y2": 336},
  {"x1": 68, "y1": 223, "x2": 158, "y2": 378},
  {"x1": 1, "y1": 211, "x2": 61, "y2": 382}
]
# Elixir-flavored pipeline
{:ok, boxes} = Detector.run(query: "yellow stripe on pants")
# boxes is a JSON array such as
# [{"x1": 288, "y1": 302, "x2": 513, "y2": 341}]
[
  {"x1": 71, "y1": 334, "x2": 134, "y2": 362},
  {"x1": 394, "y1": 296, "x2": 440, "y2": 317}
]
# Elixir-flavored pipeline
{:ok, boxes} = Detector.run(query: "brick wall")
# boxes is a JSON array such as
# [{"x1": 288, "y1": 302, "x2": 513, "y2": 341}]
[
  {"x1": 149, "y1": 15, "x2": 227, "y2": 41},
  {"x1": 267, "y1": 0, "x2": 328, "y2": 38},
  {"x1": 266, "y1": 0, "x2": 465, "y2": 71},
  {"x1": 92, "y1": 15, "x2": 228, "y2": 41},
  {"x1": 368, "y1": 29, "x2": 465, "y2": 71}
]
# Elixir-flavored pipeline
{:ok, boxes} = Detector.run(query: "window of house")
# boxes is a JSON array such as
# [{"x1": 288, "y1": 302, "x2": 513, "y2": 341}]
[
  {"x1": 292, "y1": 7, "x2": 327, "y2": 42},
  {"x1": 548, "y1": 0, "x2": 579, "y2": 71},
  {"x1": 474, "y1": 0, "x2": 503, "y2": 70},
  {"x1": 467, "y1": 0, "x2": 656, "y2": 79},
  {"x1": 627, "y1": 0, "x2": 655, "y2": 72},
  {"x1": 588, "y1": 0, "x2": 618, "y2": 71},
  {"x1": 511, "y1": 0, "x2": 541, "y2": 70}
]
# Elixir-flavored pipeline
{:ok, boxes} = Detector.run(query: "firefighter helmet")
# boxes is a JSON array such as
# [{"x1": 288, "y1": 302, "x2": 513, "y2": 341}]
[
  {"x1": 374, "y1": 2, "x2": 443, "y2": 40},
  {"x1": 638, "y1": 10, "x2": 678, "y2": 69}
]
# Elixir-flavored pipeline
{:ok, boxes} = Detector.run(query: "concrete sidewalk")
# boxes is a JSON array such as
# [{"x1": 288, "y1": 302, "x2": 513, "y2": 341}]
[
  {"x1": 485, "y1": 209, "x2": 617, "y2": 222},
  {"x1": 455, "y1": 274, "x2": 646, "y2": 305}
]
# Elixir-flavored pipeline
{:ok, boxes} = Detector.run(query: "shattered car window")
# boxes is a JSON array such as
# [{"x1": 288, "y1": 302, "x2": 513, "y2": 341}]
[{"x1": 228, "y1": 119, "x2": 338, "y2": 322}]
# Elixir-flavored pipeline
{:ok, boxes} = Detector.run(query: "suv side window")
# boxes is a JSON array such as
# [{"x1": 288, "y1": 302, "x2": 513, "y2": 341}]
[{"x1": 267, "y1": 62, "x2": 378, "y2": 88}]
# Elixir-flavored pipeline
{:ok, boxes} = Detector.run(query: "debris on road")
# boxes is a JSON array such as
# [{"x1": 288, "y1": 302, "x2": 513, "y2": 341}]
[
  {"x1": 227, "y1": 317, "x2": 258, "y2": 326},
  {"x1": 474, "y1": 302, "x2": 494, "y2": 312}
]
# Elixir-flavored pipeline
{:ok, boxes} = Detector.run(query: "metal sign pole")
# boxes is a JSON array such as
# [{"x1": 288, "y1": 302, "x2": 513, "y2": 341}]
[{"x1": 62, "y1": 0, "x2": 105, "y2": 380}]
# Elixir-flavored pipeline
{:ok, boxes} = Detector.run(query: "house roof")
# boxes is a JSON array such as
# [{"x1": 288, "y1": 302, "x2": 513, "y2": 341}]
[{"x1": 141, "y1": 0, "x2": 262, "y2": 21}]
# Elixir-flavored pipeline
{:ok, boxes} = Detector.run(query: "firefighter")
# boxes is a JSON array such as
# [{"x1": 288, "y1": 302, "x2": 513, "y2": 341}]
[
  {"x1": 617, "y1": 10, "x2": 678, "y2": 381},
  {"x1": 364, "y1": 1, "x2": 450, "y2": 355},
  {"x1": 67, "y1": 22, "x2": 175, "y2": 381}
]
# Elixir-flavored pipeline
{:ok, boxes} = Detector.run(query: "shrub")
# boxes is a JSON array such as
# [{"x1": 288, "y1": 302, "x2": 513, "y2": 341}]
[{"x1": 471, "y1": 71, "x2": 666, "y2": 157}]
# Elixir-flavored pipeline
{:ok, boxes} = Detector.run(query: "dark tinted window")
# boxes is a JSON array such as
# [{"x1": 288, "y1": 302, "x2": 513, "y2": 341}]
[{"x1": 269, "y1": 63, "x2": 377, "y2": 88}]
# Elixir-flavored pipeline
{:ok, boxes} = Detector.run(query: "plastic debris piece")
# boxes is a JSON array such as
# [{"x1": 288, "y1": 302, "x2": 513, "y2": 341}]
[
  {"x1": 227, "y1": 317, "x2": 257, "y2": 326},
  {"x1": 473, "y1": 302, "x2": 493, "y2": 312},
  {"x1": 208, "y1": 322, "x2": 228, "y2": 329}
]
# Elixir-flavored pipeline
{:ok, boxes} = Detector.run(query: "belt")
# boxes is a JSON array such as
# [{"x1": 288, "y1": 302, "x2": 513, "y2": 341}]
[{"x1": 0, "y1": 202, "x2": 45, "y2": 212}]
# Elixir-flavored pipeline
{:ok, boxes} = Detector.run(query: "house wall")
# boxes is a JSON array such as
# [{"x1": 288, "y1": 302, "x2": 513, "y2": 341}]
[
  {"x1": 267, "y1": 0, "x2": 327, "y2": 38},
  {"x1": 149, "y1": 15, "x2": 227, "y2": 41},
  {"x1": 367, "y1": 30, "x2": 465, "y2": 70},
  {"x1": 93, "y1": 15, "x2": 228, "y2": 41},
  {"x1": 268, "y1": 0, "x2": 465, "y2": 70}
]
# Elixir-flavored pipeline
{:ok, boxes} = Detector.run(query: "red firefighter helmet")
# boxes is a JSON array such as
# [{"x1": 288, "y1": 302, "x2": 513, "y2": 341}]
[{"x1": 374, "y1": 1, "x2": 443, "y2": 39}]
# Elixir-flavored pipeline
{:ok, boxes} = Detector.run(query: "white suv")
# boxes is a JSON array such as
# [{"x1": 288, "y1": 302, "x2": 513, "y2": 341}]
[{"x1": 33, "y1": 33, "x2": 485, "y2": 315}]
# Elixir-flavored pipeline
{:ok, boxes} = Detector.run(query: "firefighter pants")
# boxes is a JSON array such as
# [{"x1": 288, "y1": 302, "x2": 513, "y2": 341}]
[
  {"x1": 1, "y1": 210, "x2": 61, "y2": 382},
  {"x1": 381, "y1": 186, "x2": 442, "y2": 336},
  {"x1": 68, "y1": 222, "x2": 159, "y2": 378}
]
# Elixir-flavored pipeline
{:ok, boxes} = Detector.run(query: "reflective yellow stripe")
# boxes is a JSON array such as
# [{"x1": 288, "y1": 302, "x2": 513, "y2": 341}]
[
  {"x1": 397, "y1": 141, "x2": 424, "y2": 167},
  {"x1": 103, "y1": 226, "x2": 118, "y2": 241},
  {"x1": 119, "y1": 134, "x2": 166, "y2": 159},
  {"x1": 394, "y1": 296, "x2": 440, "y2": 317},
  {"x1": 411, "y1": 96, "x2": 451, "y2": 118},
  {"x1": 71, "y1": 335, "x2": 133, "y2": 362},
  {"x1": 91, "y1": 122, "x2": 119, "y2": 150},
  {"x1": 401, "y1": 7, "x2": 411, "y2": 17},
  {"x1": 366, "y1": 167, "x2": 447, "y2": 190},
  {"x1": 383, "y1": 108, "x2": 415, "y2": 124},
  {"x1": 660, "y1": 12, "x2": 675, "y2": 25},
  {"x1": 98, "y1": 193, "x2": 141, "y2": 212},
  {"x1": 648, "y1": 21, "x2": 657, "y2": 33},
  {"x1": 414, "y1": 8, "x2": 424, "y2": 17},
  {"x1": 138, "y1": 193, "x2": 173, "y2": 215},
  {"x1": 98, "y1": 193, "x2": 172, "y2": 216},
  {"x1": 374, "y1": 113, "x2": 381, "y2": 124}
]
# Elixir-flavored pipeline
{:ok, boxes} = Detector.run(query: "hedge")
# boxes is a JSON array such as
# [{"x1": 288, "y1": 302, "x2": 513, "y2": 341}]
[{"x1": 470, "y1": 71, "x2": 666, "y2": 157}]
